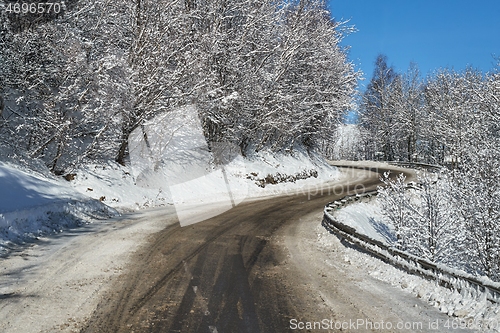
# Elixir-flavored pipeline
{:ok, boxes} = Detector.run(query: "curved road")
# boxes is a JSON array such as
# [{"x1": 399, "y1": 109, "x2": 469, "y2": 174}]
[{"x1": 81, "y1": 164, "x2": 466, "y2": 333}]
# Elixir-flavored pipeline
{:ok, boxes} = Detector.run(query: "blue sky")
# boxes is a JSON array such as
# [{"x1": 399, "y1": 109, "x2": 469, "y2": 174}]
[{"x1": 327, "y1": 0, "x2": 500, "y2": 88}]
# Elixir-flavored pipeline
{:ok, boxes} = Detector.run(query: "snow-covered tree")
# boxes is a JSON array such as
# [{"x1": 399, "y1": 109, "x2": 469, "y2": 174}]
[
  {"x1": 453, "y1": 67, "x2": 500, "y2": 278},
  {"x1": 456, "y1": 157, "x2": 500, "y2": 279},
  {"x1": 360, "y1": 54, "x2": 400, "y2": 160},
  {"x1": 327, "y1": 123, "x2": 366, "y2": 160},
  {"x1": 395, "y1": 63, "x2": 425, "y2": 162},
  {"x1": 379, "y1": 171, "x2": 464, "y2": 265},
  {"x1": 0, "y1": 1, "x2": 135, "y2": 171},
  {"x1": 260, "y1": 0, "x2": 357, "y2": 152},
  {"x1": 423, "y1": 68, "x2": 485, "y2": 168},
  {"x1": 1, "y1": 0, "x2": 359, "y2": 170},
  {"x1": 378, "y1": 172, "x2": 412, "y2": 248},
  {"x1": 414, "y1": 173, "x2": 462, "y2": 264}
]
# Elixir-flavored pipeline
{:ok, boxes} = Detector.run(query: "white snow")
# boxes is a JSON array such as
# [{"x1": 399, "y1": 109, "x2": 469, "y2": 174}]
[
  {"x1": 0, "y1": 161, "x2": 117, "y2": 252},
  {"x1": 332, "y1": 197, "x2": 500, "y2": 331},
  {"x1": 68, "y1": 149, "x2": 339, "y2": 227},
  {"x1": 69, "y1": 161, "x2": 172, "y2": 211},
  {"x1": 0, "y1": 148, "x2": 338, "y2": 251},
  {"x1": 0, "y1": 104, "x2": 340, "y2": 249},
  {"x1": 336, "y1": 201, "x2": 396, "y2": 244}
]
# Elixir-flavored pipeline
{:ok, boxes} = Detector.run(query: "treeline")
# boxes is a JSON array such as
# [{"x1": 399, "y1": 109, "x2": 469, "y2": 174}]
[
  {"x1": 379, "y1": 169, "x2": 500, "y2": 280},
  {"x1": 358, "y1": 55, "x2": 500, "y2": 279},
  {"x1": 357, "y1": 54, "x2": 499, "y2": 168},
  {"x1": 0, "y1": 0, "x2": 359, "y2": 173}
]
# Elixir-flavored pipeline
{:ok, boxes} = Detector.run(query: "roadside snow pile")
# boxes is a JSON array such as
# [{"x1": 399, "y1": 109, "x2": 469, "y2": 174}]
[
  {"x1": 336, "y1": 201, "x2": 396, "y2": 245},
  {"x1": 68, "y1": 150, "x2": 339, "y2": 211},
  {"x1": 68, "y1": 143, "x2": 338, "y2": 226},
  {"x1": 0, "y1": 162, "x2": 118, "y2": 253},
  {"x1": 242, "y1": 150, "x2": 338, "y2": 193},
  {"x1": 70, "y1": 161, "x2": 172, "y2": 211},
  {"x1": 69, "y1": 152, "x2": 339, "y2": 211},
  {"x1": 333, "y1": 200, "x2": 500, "y2": 331}
]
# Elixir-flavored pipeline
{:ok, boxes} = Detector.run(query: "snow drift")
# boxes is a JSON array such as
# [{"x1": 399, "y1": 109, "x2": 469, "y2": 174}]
[{"x1": 0, "y1": 162, "x2": 117, "y2": 253}]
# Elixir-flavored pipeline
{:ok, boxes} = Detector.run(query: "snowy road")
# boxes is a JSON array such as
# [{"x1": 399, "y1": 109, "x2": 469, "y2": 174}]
[{"x1": 0, "y1": 163, "x2": 472, "y2": 332}]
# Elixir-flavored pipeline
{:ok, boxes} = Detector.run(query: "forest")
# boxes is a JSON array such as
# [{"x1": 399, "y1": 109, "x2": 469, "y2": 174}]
[
  {"x1": 348, "y1": 55, "x2": 500, "y2": 281},
  {"x1": 0, "y1": 0, "x2": 358, "y2": 172}
]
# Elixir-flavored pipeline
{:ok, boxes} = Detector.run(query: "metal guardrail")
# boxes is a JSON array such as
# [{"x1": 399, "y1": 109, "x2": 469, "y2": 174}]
[
  {"x1": 323, "y1": 192, "x2": 500, "y2": 304},
  {"x1": 388, "y1": 161, "x2": 443, "y2": 172}
]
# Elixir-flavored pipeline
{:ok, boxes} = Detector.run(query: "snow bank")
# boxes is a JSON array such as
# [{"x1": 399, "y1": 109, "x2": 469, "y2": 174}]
[
  {"x1": 0, "y1": 162, "x2": 117, "y2": 253},
  {"x1": 331, "y1": 198, "x2": 500, "y2": 331},
  {"x1": 0, "y1": 105, "x2": 339, "y2": 246},
  {"x1": 241, "y1": 149, "x2": 339, "y2": 196},
  {"x1": 0, "y1": 141, "x2": 338, "y2": 249},
  {"x1": 69, "y1": 149, "x2": 339, "y2": 226},
  {"x1": 336, "y1": 201, "x2": 396, "y2": 245},
  {"x1": 70, "y1": 161, "x2": 172, "y2": 211},
  {"x1": 70, "y1": 106, "x2": 339, "y2": 225}
]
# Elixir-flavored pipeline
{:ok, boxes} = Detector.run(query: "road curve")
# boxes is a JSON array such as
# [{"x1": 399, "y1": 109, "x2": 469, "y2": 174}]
[{"x1": 80, "y1": 164, "x2": 453, "y2": 333}]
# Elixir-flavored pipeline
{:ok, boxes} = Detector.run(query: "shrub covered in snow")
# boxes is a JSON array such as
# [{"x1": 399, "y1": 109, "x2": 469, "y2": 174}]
[{"x1": 378, "y1": 170, "x2": 500, "y2": 281}]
